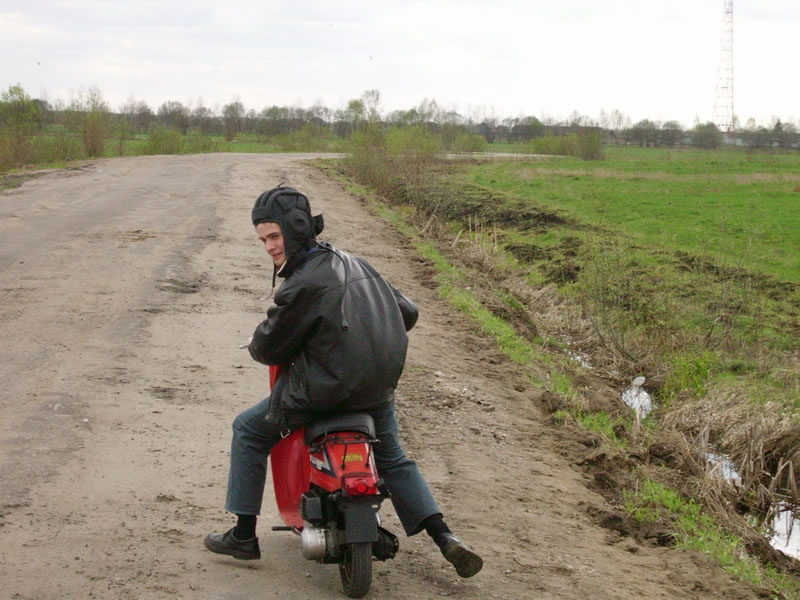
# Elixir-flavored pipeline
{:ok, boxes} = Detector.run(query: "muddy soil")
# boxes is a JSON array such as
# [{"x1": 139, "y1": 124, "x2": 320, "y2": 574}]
[{"x1": 0, "y1": 154, "x2": 769, "y2": 599}]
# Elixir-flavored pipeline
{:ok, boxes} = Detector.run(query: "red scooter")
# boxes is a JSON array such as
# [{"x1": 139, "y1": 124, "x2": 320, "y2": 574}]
[{"x1": 267, "y1": 365, "x2": 398, "y2": 598}]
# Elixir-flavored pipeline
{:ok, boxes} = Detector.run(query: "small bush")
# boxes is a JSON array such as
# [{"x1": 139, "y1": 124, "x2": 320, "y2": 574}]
[
  {"x1": 83, "y1": 111, "x2": 108, "y2": 157},
  {"x1": 347, "y1": 126, "x2": 390, "y2": 191},
  {"x1": 384, "y1": 125, "x2": 441, "y2": 206},
  {"x1": 578, "y1": 129, "x2": 605, "y2": 160},
  {"x1": 146, "y1": 123, "x2": 182, "y2": 155},
  {"x1": 452, "y1": 133, "x2": 487, "y2": 153},
  {"x1": 693, "y1": 122, "x2": 723, "y2": 149},
  {"x1": 184, "y1": 135, "x2": 220, "y2": 154},
  {"x1": 574, "y1": 242, "x2": 670, "y2": 369},
  {"x1": 31, "y1": 128, "x2": 85, "y2": 163},
  {"x1": 271, "y1": 124, "x2": 332, "y2": 152},
  {"x1": 523, "y1": 134, "x2": 578, "y2": 157},
  {"x1": 385, "y1": 125, "x2": 440, "y2": 157},
  {"x1": 0, "y1": 84, "x2": 40, "y2": 169},
  {"x1": 0, "y1": 131, "x2": 32, "y2": 169},
  {"x1": 75, "y1": 87, "x2": 110, "y2": 157}
]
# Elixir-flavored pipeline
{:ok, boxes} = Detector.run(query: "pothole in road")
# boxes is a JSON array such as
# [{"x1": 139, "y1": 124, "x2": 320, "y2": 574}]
[
  {"x1": 157, "y1": 278, "x2": 199, "y2": 294},
  {"x1": 148, "y1": 386, "x2": 180, "y2": 400}
]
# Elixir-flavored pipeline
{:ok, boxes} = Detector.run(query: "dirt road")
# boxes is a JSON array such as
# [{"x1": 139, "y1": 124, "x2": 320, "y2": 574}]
[{"x1": 0, "y1": 154, "x2": 765, "y2": 599}]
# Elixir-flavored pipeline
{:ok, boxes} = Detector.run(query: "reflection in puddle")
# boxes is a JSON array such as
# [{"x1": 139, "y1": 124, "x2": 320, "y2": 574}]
[
  {"x1": 706, "y1": 451, "x2": 798, "y2": 559},
  {"x1": 770, "y1": 504, "x2": 799, "y2": 560},
  {"x1": 621, "y1": 376, "x2": 652, "y2": 418}
]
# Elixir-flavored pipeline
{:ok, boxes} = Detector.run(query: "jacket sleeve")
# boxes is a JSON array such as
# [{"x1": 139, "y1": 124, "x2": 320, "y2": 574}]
[
  {"x1": 389, "y1": 283, "x2": 418, "y2": 331},
  {"x1": 248, "y1": 280, "x2": 317, "y2": 366}
]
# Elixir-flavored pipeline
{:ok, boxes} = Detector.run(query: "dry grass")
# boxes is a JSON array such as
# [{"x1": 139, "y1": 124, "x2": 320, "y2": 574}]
[
  {"x1": 516, "y1": 166, "x2": 800, "y2": 185},
  {"x1": 662, "y1": 386, "x2": 799, "y2": 515},
  {"x1": 734, "y1": 173, "x2": 800, "y2": 184},
  {"x1": 516, "y1": 166, "x2": 675, "y2": 181}
]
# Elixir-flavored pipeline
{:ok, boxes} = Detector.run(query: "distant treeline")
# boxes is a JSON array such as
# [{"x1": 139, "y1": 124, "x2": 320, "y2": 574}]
[{"x1": 2, "y1": 84, "x2": 798, "y2": 171}]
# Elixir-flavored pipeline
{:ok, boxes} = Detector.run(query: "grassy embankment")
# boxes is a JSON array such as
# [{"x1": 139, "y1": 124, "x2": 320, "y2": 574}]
[{"x1": 324, "y1": 137, "x2": 800, "y2": 597}]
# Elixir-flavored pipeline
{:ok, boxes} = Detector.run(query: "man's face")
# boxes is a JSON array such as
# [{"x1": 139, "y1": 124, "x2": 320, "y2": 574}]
[{"x1": 256, "y1": 221, "x2": 286, "y2": 267}]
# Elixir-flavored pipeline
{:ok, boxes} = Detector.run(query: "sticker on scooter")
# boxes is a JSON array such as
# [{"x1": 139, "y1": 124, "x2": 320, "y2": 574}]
[{"x1": 310, "y1": 451, "x2": 333, "y2": 476}]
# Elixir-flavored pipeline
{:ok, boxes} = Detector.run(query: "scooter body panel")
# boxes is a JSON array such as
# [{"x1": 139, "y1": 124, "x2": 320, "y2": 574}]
[{"x1": 270, "y1": 430, "x2": 309, "y2": 529}]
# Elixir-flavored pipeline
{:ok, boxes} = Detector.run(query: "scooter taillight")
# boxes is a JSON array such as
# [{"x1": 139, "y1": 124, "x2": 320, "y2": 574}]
[{"x1": 341, "y1": 474, "x2": 379, "y2": 496}]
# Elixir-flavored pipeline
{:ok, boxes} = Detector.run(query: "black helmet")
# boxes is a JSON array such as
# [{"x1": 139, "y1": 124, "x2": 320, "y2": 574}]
[{"x1": 252, "y1": 186, "x2": 324, "y2": 264}]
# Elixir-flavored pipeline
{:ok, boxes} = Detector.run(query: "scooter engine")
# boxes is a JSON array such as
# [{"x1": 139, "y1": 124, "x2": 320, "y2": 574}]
[{"x1": 300, "y1": 522, "x2": 332, "y2": 561}]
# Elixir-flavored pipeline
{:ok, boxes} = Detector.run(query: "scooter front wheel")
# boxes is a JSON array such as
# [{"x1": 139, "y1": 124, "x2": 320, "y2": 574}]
[{"x1": 339, "y1": 542, "x2": 372, "y2": 598}]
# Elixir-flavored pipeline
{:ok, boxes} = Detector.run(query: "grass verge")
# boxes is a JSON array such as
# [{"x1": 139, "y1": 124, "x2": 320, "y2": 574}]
[
  {"x1": 624, "y1": 478, "x2": 799, "y2": 598},
  {"x1": 313, "y1": 142, "x2": 800, "y2": 597}
]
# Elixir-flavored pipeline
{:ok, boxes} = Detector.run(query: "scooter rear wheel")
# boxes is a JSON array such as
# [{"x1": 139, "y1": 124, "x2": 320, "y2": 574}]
[{"x1": 339, "y1": 541, "x2": 372, "y2": 598}]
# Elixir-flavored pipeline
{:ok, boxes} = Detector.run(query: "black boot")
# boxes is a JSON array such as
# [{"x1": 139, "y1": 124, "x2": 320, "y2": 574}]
[
  {"x1": 438, "y1": 533, "x2": 483, "y2": 578},
  {"x1": 204, "y1": 528, "x2": 261, "y2": 560}
]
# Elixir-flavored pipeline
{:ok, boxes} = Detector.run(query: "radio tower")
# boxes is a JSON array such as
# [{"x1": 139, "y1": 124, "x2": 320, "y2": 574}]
[{"x1": 713, "y1": 0, "x2": 734, "y2": 132}]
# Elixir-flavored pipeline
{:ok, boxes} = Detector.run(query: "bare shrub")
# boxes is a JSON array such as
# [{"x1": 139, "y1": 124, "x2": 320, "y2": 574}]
[
  {"x1": 574, "y1": 240, "x2": 669, "y2": 377},
  {"x1": 70, "y1": 87, "x2": 110, "y2": 157}
]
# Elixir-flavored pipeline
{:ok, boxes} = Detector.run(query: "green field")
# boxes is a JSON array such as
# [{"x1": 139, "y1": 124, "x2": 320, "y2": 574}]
[
  {"x1": 335, "y1": 141, "x2": 800, "y2": 599},
  {"x1": 341, "y1": 141, "x2": 800, "y2": 413},
  {"x1": 467, "y1": 147, "x2": 800, "y2": 282}
]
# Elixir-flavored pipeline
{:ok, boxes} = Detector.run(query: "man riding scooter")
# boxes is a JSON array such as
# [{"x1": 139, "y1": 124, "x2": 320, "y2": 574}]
[{"x1": 204, "y1": 186, "x2": 483, "y2": 578}]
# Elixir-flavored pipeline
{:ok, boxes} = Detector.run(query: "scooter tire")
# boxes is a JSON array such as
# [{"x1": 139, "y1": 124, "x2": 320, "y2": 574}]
[{"x1": 339, "y1": 542, "x2": 372, "y2": 598}]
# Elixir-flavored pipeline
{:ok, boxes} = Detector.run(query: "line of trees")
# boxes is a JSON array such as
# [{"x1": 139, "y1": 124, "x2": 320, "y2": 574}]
[
  {"x1": 620, "y1": 117, "x2": 799, "y2": 150},
  {"x1": 3, "y1": 83, "x2": 799, "y2": 171}
]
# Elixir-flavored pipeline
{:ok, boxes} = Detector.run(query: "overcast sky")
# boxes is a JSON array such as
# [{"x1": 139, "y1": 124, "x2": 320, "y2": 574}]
[{"x1": 2, "y1": 0, "x2": 797, "y2": 127}]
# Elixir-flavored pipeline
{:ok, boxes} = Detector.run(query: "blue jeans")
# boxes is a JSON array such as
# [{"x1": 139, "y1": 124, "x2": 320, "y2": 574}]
[{"x1": 225, "y1": 396, "x2": 441, "y2": 536}]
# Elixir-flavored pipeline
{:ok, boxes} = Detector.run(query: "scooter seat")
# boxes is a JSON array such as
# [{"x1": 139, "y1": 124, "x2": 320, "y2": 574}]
[{"x1": 303, "y1": 413, "x2": 376, "y2": 445}]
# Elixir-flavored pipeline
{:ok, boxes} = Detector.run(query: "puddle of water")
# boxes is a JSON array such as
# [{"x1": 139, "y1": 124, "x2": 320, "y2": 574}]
[
  {"x1": 769, "y1": 504, "x2": 800, "y2": 560},
  {"x1": 706, "y1": 451, "x2": 798, "y2": 560},
  {"x1": 705, "y1": 451, "x2": 742, "y2": 486},
  {"x1": 567, "y1": 349, "x2": 592, "y2": 369},
  {"x1": 563, "y1": 337, "x2": 592, "y2": 369},
  {"x1": 621, "y1": 376, "x2": 652, "y2": 418}
]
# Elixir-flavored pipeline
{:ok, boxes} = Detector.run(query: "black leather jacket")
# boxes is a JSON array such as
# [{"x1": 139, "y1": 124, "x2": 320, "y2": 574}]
[{"x1": 248, "y1": 242, "x2": 418, "y2": 428}]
